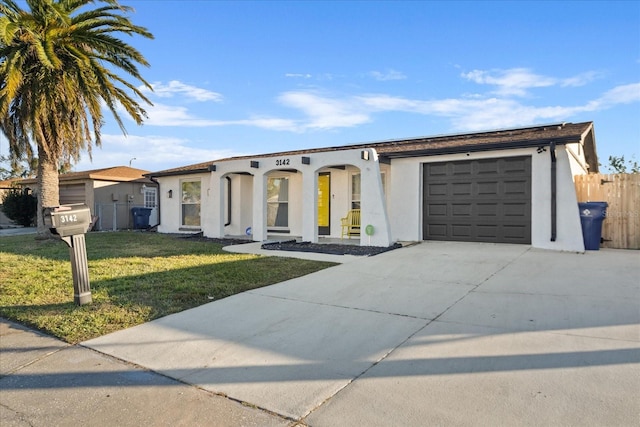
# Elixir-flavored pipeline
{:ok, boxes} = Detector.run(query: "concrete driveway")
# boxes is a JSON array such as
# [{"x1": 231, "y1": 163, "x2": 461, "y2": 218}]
[{"x1": 84, "y1": 242, "x2": 640, "y2": 426}]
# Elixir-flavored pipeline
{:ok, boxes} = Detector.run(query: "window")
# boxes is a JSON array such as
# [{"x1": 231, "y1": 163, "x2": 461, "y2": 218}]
[
  {"x1": 181, "y1": 180, "x2": 201, "y2": 227},
  {"x1": 351, "y1": 173, "x2": 361, "y2": 209},
  {"x1": 144, "y1": 187, "x2": 157, "y2": 208},
  {"x1": 351, "y1": 172, "x2": 386, "y2": 209},
  {"x1": 267, "y1": 177, "x2": 289, "y2": 229}
]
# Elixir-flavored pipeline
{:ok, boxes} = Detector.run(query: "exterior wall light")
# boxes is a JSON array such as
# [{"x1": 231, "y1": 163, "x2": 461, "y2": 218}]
[
  {"x1": 361, "y1": 150, "x2": 369, "y2": 160},
  {"x1": 167, "y1": 189, "x2": 173, "y2": 198},
  {"x1": 250, "y1": 161, "x2": 259, "y2": 168},
  {"x1": 302, "y1": 156, "x2": 311, "y2": 165}
]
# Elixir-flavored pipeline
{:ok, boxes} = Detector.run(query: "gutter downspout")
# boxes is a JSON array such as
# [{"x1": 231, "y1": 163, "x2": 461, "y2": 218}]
[
  {"x1": 225, "y1": 176, "x2": 232, "y2": 227},
  {"x1": 550, "y1": 141, "x2": 557, "y2": 242}
]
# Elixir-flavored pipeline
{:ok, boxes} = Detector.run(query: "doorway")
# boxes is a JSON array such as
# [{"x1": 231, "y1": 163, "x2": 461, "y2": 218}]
[
  {"x1": 144, "y1": 187, "x2": 158, "y2": 226},
  {"x1": 318, "y1": 173, "x2": 331, "y2": 235}
]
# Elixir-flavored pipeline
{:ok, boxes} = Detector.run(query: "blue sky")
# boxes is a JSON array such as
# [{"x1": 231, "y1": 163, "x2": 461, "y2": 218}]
[{"x1": 4, "y1": 0, "x2": 639, "y2": 173}]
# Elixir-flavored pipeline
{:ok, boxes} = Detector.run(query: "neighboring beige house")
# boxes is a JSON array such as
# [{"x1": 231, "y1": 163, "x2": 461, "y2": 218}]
[
  {"x1": 0, "y1": 178, "x2": 21, "y2": 226},
  {"x1": 149, "y1": 121, "x2": 598, "y2": 252},
  {"x1": 16, "y1": 166, "x2": 158, "y2": 230}
]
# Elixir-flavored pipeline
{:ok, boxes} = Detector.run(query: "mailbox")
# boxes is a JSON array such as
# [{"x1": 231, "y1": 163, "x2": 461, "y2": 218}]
[
  {"x1": 44, "y1": 204, "x2": 92, "y2": 237},
  {"x1": 43, "y1": 204, "x2": 93, "y2": 305}
]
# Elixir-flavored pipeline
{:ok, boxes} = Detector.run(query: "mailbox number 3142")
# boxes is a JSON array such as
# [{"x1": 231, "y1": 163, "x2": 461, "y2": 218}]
[{"x1": 59, "y1": 214, "x2": 78, "y2": 223}]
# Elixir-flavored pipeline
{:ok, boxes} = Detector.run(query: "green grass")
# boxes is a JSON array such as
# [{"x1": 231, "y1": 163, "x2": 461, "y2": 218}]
[{"x1": 0, "y1": 232, "x2": 336, "y2": 343}]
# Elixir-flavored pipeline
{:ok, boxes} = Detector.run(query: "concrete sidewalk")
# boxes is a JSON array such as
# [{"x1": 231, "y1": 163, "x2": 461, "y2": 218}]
[
  {"x1": 0, "y1": 320, "x2": 291, "y2": 426},
  {"x1": 2, "y1": 242, "x2": 639, "y2": 426}
]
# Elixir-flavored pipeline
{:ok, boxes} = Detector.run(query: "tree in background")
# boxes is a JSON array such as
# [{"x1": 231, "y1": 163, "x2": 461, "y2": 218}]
[
  {"x1": 606, "y1": 155, "x2": 640, "y2": 174},
  {"x1": 1, "y1": 187, "x2": 37, "y2": 226},
  {"x1": 0, "y1": 154, "x2": 37, "y2": 180},
  {"x1": 0, "y1": 0, "x2": 153, "y2": 237}
]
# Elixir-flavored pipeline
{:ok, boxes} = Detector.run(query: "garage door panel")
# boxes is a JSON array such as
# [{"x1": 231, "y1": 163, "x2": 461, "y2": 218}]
[
  {"x1": 452, "y1": 162, "x2": 472, "y2": 175},
  {"x1": 477, "y1": 159, "x2": 500, "y2": 174},
  {"x1": 477, "y1": 181, "x2": 499, "y2": 195},
  {"x1": 504, "y1": 203, "x2": 528, "y2": 217},
  {"x1": 427, "y1": 183, "x2": 448, "y2": 197},
  {"x1": 452, "y1": 182, "x2": 472, "y2": 195},
  {"x1": 428, "y1": 204, "x2": 447, "y2": 216},
  {"x1": 476, "y1": 224, "x2": 498, "y2": 238},
  {"x1": 504, "y1": 180, "x2": 529, "y2": 195},
  {"x1": 504, "y1": 225, "x2": 528, "y2": 239},
  {"x1": 426, "y1": 223, "x2": 448, "y2": 238},
  {"x1": 427, "y1": 163, "x2": 448, "y2": 176},
  {"x1": 477, "y1": 203, "x2": 498, "y2": 217},
  {"x1": 503, "y1": 157, "x2": 530, "y2": 173},
  {"x1": 423, "y1": 157, "x2": 531, "y2": 244},
  {"x1": 452, "y1": 204, "x2": 472, "y2": 216},
  {"x1": 451, "y1": 224, "x2": 472, "y2": 238}
]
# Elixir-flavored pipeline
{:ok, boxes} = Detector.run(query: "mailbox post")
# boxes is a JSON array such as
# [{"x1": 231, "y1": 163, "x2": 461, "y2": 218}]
[{"x1": 43, "y1": 204, "x2": 93, "y2": 305}]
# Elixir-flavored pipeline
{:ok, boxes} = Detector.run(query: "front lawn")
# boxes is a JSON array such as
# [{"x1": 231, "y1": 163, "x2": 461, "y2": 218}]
[{"x1": 0, "y1": 232, "x2": 335, "y2": 343}]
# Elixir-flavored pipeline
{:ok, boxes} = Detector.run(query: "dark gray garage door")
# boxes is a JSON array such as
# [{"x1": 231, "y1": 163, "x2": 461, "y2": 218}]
[{"x1": 423, "y1": 157, "x2": 531, "y2": 244}]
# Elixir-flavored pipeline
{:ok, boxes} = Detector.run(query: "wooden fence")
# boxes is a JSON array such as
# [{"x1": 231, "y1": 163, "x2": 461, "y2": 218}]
[{"x1": 574, "y1": 173, "x2": 640, "y2": 249}]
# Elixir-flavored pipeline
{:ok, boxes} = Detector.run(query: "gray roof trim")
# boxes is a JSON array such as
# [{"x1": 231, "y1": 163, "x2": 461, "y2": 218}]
[
  {"x1": 379, "y1": 135, "x2": 582, "y2": 159},
  {"x1": 145, "y1": 168, "x2": 210, "y2": 178}
]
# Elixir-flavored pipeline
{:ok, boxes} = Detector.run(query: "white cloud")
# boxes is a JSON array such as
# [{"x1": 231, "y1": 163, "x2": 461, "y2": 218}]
[
  {"x1": 462, "y1": 68, "x2": 556, "y2": 96},
  {"x1": 285, "y1": 73, "x2": 312, "y2": 79},
  {"x1": 461, "y1": 68, "x2": 605, "y2": 97},
  {"x1": 72, "y1": 134, "x2": 240, "y2": 172},
  {"x1": 370, "y1": 69, "x2": 407, "y2": 81},
  {"x1": 594, "y1": 82, "x2": 640, "y2": 106},
  {"x1": 124, "y1": 76, "x2": 638, "y2": 136},
  {"x1": 561, "y1": 71, "x2": 603, "y2": 87},
  {"x1": 143, "y1": 103, "x2": 221, "y2": 127},
  {"x1": 278, "y1": 91, "x2": 371, "y2": 130},
  {"x1": 275, "y1": 81, "x2": 640, "y2": 132},
  {"x1": 142, "y1": 80, "x2": 223, "y2": 102},
  {"x1": 136, "y1": 102, "x2": 301, "y2": 131}
]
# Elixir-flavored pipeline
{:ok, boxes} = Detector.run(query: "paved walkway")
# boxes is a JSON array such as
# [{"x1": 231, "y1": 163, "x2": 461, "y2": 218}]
[
  {"x1": 0, "y1": 227, "x2": 36, "y2": 236},
  {"x1": 2, "y1": 242, "x2": 639, "y2": 426}
]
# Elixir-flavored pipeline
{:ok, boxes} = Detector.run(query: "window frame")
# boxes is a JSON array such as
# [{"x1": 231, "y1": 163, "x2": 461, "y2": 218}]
[
  {"x1": 180, "y1": 179, "x2": 201, "y2": 228},
  {"x1": 266, "y1": 175, "x2": 290, "y2": 231},
  {"x1": 350, "y1": 173, "x2": 361, "y2": 210}
]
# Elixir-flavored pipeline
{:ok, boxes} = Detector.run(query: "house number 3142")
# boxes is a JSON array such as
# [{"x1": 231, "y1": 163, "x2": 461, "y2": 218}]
[
  {"x1": 59, "y1": 214, "x2": 78, "y2": 223},
  {"x1": 275, "y1": 159, "x2": 290, "y2": 166}
]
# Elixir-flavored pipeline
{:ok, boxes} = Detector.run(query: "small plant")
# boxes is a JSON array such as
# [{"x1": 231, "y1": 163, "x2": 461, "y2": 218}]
[{"x1": 1, "y1": 187, "x2": 37, "y2": 227}]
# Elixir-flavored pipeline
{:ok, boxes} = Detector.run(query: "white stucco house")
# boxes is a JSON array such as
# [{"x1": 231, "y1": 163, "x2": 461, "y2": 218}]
[{"x1": 147, "y1": 121, "x2": 598, "y2": 252}]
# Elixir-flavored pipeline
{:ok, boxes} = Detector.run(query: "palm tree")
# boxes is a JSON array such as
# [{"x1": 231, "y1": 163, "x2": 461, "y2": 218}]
[{"x1": 0, "y1": 0, "x2": 153, "y2": 236}]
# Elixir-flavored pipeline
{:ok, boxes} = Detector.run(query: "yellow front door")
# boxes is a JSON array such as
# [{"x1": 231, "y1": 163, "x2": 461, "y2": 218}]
[{"x1": 318, "y1": 173, "x2": 330, "y2": 235}]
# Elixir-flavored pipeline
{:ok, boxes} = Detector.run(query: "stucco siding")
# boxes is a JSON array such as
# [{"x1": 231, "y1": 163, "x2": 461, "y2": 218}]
[
  {"x1": 566, "y1": 143, "x2": 590, "y2": 176},
  {"x1": 388, "y1": 159, "x2": 422, "y2": 242},
  {"x1": 157, "y1": 173, "x2": 209, "y2": 234},
  {"x1": 530, "y1": 147, "x2": 585, "y2": 251},
  {"x1": 388, "y1": 148, "x2": 585, "y2": 251},
  {"x1": 199, "y1": 148, "x2": 391, "y2": 245}
]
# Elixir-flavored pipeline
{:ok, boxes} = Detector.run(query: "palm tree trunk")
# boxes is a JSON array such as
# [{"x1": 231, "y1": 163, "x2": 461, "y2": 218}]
[{"x1": 36, "y1": 149, "x2": 59, "y2": 238}]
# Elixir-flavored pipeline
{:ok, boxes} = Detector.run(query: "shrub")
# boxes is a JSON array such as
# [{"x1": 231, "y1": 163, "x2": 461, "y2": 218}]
[{"x1": 1, "y1": 188, "x2": 37, "y2": 227}]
